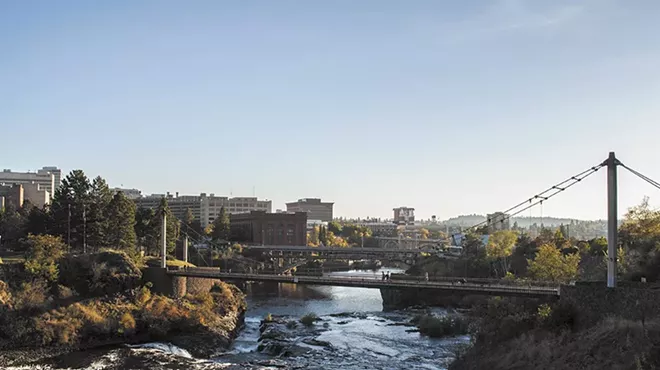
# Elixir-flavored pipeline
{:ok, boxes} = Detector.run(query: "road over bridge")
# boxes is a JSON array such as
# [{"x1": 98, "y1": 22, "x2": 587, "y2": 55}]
[{"x1": 168, "y1": 268, "x2": 559, "y2": 298}]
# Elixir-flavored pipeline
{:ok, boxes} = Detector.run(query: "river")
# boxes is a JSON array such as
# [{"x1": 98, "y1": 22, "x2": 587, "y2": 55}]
[{"x1": 9, "y1": 268, "x2": 469, "y2": 370}]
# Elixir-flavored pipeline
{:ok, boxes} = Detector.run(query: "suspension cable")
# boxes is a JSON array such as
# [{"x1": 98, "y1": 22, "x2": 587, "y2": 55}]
[
  {"x1": 458, "y1": 162, "x2": 605, "y2": 236},
  {"x1": 620, "y1": 163, "x2": 660, "y2": 191}
]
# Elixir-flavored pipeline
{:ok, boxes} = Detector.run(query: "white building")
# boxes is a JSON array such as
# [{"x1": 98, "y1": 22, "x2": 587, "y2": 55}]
[
  {"x1": 393, "y1": 207, "x2": 415, "y2": 225},
  {"x1": 0, "y1": 167, "x2": 60, "y2": 199}
]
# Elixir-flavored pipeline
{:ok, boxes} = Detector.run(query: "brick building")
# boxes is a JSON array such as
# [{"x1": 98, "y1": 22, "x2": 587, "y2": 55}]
[{"x1": 230, "y1": 211, "x2": 307, "y2": 246}]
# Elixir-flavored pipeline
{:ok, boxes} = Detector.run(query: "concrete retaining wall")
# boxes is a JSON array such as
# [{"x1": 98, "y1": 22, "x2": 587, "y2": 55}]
[
  {"x1": 380, "y1": 288, "x2": 492, "y2": 310},
  {"x1": 142, "y1": 267, "x2": 229, "y2": 298}
]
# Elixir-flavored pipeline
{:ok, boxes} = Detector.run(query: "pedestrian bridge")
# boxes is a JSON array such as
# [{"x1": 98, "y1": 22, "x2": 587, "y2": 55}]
[{"x1": 167, "y1": 268, "x2": 560, "y2": 298}]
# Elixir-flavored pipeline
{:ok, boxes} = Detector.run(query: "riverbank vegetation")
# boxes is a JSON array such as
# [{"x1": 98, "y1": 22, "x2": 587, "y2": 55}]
[
  {"x1": 301, "y1": 313, "x2": 319, "y2": 327},
  {"x1": 408, "y1": 198, "x2": 660, "y2": 285},
  {"x1": 413, "y1": 314, "x2": 470, "y2": 338},
  {"x1": 0, "y1": 232, "x2": 245, "y2": 361},
  {"x1": 450, "y1": 297, "x2": 660, "y2": 370},
  {"x1": 448, "y1": 198, "x2": 660, "y2": 369}
]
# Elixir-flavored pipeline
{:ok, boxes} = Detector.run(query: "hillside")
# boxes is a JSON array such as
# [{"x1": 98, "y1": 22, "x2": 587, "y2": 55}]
[{"x1": 439, "y1": 215, "x2": 607, "y2": 239}]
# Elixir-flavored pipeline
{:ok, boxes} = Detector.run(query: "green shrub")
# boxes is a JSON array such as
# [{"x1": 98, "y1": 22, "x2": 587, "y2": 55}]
[
  {"x1": 58, "y1": 250, "x2": 142, "y2": 297},
  {"x1": 417, "y1": 314, "x2": 470, "y2": 338},
  {"x1": 286, "y1": 320, "x2": 297, "y2": 329},
  {"x1": 301, "y1": 313, "x2": 318, "y2": 327}
]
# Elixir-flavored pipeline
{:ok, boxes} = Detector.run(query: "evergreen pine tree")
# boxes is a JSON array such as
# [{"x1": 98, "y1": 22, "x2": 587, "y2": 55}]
[
  {"x1": 211, "y1": 206, "x2": 231, "y2": 242},
  {"x1": 87, "y1": 176, "x2": 113, "y2": 251},
  {"x1": 106, "y1": 192, "x2": 138, "y2": 254}
]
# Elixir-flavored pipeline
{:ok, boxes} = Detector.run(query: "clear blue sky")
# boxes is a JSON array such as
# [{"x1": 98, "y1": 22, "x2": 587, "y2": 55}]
[{"x1": 2, "y1": 0, "x2": 660, "y2": 220}]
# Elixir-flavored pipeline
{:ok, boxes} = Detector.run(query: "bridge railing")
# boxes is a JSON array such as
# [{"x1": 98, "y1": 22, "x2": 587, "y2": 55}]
[{"x1": 390, "y1": 273, "x2": 560, "y2": 288}]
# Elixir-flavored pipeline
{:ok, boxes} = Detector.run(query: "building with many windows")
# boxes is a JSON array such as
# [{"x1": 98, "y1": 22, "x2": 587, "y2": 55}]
[
  {"x1": 355, "y1": 221, "x2": 399, "y2": 236},
  {"x1": 134, "y1": 192, "x2": 272, "y2": 226},
  {"x1": 285, "y1": 198, "x2": 333, "y2": 222},
  {"x1": 0, "y1": 166, "x2": 61, "y2": 200},
  {"x1": 230, "y1": 211, "x2": 307, "y2": 246},
  {"x1": 393, "y1": 207, "x2": 415, "y2": 225}
]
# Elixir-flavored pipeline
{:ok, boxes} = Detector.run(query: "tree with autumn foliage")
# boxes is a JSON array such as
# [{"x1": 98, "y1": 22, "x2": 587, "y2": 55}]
[
  {"x1": 527, "y1": 244, "x2": 580, "y2": 283},
  {"x1": 486, "y1": 230, "x2": 518, "y2": 277}
]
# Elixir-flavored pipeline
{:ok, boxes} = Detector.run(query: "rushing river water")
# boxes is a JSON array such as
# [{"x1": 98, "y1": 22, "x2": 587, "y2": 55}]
[{"x1": 10, "y1": 268, "x2": 469, "y2": 370}]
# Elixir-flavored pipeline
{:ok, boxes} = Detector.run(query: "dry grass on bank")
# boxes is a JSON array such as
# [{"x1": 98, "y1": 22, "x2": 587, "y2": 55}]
[
  {"x1": 0, "y1": 281, "x2": 244, "y2": 348},
  {"x1": 451, "y1": 318, "x2": 660, "y2": 370}
]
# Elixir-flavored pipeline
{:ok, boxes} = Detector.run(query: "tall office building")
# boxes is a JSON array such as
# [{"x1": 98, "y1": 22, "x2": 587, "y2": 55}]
[
  {"x1": 0, "y1": 166, "x2": 61, "y2": 200},
  {"x1": 39, "y1": 166, "x2": 62, "y2": 192},
  {"x1": 285, "y1": 198, "x2": 334, "y2": 222}
]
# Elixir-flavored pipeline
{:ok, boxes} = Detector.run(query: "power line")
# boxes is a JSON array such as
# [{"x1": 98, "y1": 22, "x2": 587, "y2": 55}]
[{"x1": 620, "y1": 164, "x2": 660, "y2": 191}]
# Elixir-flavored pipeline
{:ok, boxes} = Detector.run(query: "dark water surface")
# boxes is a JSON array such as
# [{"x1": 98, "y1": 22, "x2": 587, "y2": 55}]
[{"x1": 8, "y1": 268, "x2": 469, "y2": 369}]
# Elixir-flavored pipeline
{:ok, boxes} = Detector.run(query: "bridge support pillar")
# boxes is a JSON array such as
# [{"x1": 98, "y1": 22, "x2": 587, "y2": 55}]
[{"x1": 183, "y1": 235, "x2": 189, "y2": 264}]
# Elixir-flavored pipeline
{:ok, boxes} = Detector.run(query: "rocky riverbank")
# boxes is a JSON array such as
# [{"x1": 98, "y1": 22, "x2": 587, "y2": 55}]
[{"x1": 0, "y1": 250, "x2": 247, "y2": 367}]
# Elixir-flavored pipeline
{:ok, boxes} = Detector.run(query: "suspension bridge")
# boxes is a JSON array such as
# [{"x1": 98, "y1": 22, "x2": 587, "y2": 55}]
[{"x1": 159, "y1": 152, "x2": 660, "y2": 290}]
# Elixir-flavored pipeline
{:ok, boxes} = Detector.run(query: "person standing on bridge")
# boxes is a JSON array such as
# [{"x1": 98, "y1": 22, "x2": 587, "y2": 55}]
[
  {"x1": 382, "y1": 271, "x2": 386, "y2": 281},
  {"x1": 425, "y1": 272, "x2": 429, "y2": 282}
]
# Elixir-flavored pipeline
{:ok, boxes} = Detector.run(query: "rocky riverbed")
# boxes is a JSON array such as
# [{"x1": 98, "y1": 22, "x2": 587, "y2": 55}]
[{"x1": 2, "y1": 268, "x2": 471, "y2": 369}]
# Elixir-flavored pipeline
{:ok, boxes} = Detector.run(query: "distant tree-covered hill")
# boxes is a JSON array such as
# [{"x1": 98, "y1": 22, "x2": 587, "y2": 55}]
[{"x1": 439, "y1": 214, "x2": 608, "y2": 239}]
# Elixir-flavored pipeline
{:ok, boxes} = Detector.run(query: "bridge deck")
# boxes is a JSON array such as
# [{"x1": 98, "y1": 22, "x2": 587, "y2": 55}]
[
  {"x1": 245, "y1": 245, "x2": 422, "y2": 253},
  {"x1": 168, "y1": 269, "x2": 559, "y2": 298}
]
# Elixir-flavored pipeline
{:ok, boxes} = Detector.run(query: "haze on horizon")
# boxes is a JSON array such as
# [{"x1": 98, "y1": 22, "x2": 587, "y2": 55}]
[{"x1": 2, "y1": 0, "x2": 659, "y2": 221}]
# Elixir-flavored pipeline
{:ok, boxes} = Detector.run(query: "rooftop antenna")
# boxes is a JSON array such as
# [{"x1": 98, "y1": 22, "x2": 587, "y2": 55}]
[{"x1": 253, "y1": 186, "x2": 255, "y2": 196}]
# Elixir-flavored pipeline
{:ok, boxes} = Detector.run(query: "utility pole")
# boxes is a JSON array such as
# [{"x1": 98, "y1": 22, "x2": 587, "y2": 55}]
[
  {"x1": 67, "y1": 203, "x2": 71, "y2": 250},
  {"x1": 83, "y1": 205, "x2": 87, "y2": 254},
  {"x1": 607, "y1": 152, "x2": 619, "y2": 288},
  {"x1": 161, "y1": 212, "x2": 167, "y2": 269},
  {"x1": 183, "y1": 235, "x2": 188, "y2": 264}
]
